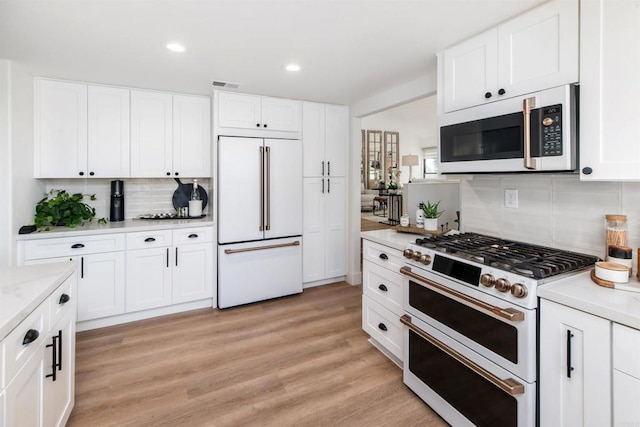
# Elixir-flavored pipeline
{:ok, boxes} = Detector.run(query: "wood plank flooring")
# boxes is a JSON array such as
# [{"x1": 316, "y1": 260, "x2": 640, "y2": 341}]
[{"x1": 67, "y1": 282, "x2": 446, "y2": 427}]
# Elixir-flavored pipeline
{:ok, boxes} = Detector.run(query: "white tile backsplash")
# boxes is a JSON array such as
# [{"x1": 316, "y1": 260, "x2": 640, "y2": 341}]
[{"x1": 43, "y1": 178, "x2": 212, "y2": 220}]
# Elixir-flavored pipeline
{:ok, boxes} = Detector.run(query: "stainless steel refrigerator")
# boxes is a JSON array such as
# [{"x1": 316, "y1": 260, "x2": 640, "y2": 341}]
[{"x1": 217, "y1": 136, "x2": 302, "y2": 308}]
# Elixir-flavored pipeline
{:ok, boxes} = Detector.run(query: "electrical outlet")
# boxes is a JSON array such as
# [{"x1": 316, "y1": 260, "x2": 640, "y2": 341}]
[{"x1": 505, "y1": 188, "x2": 518, "y2": 208}]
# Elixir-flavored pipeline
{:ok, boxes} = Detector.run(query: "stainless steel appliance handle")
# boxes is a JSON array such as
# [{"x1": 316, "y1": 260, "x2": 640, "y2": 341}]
[
  {"x1": 265, "y1": 146, "x2": 271, "y2": 231},
  {"x1": 224, "y1": 240, "x2": 300, "y2": 254},
  {"x1": 400, "y1": 314, "x2": 525, "y2": 396},
  {"x1": 523, "y1": 97, "x2": 537, "y2": 170},
  {"x1": 259, "y1": 146, "x2": 264, "y2": 231},
  {"x1": 400, "y1": 266, "x2": 524, "y2": 322}
]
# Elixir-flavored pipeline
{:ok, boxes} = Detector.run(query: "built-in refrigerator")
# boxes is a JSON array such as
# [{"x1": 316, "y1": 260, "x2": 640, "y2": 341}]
[{"x1": 217, "y1": 136, "x2": 302, "y2": 308}]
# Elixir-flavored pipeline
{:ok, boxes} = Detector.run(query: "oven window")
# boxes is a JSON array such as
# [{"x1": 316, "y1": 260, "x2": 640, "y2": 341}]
[
  {"x1": 409, "y1": 330, "x2": 518, "y2": 427},
  {"x1": 409, "y1": 281, "x2": 518, "y2": 363}
]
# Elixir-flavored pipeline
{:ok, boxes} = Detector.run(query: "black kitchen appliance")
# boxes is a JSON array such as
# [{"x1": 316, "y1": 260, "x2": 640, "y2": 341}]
[{"x1": 110, "y1": 180, "x2": 124, "y2": 222}]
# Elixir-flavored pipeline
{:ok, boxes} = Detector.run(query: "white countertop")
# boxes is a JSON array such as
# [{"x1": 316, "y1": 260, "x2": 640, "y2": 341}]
[
  {"x1": 0, "y1": 262, "x2": 77, "y2": 340},
  {"x1": 360, "y1": 229, "x2": 422, "y2": 251},
  {"x1": 538, "y1": 270, "x2": 640, "y2": 330},
  {"x1": 17, "y1": 217, "x2": 214, "y2": 240}
]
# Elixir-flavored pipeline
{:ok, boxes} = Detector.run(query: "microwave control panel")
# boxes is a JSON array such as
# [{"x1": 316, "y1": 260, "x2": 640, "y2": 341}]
[{"x1": 541, "y1": 104, "x2": 562, "y2": 156}]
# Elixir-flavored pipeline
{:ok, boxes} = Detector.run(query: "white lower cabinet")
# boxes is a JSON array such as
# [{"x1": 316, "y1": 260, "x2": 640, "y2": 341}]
[
  {"x1": 78, "y1": 252, "x2": 126, "y2": 321},
  {"x1": 612, "y1": 323, "x2": 640, "y2": 426},
  {"x1": 540, "y1": 299, "x2": 611, "y2": 427},
  {"x1": 173, "y1": 241, "x2": 214, "y2": 305},
  {"x1": 4, "y1": 346, "x2": 45, "y2": 427},
  {"x1": 126, "y1": 246, "x2": 172, "y2": 312}
]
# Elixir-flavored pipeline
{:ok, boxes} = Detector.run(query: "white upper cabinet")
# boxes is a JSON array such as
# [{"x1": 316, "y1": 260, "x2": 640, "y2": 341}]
[
  {"x1": 217, "y1": 91, "x2": 301, "y2": 133},
  {"x1": 302, "y1": 102, "x2": 348, "y2": 177},
  {"x1": 441, "y1": 0, "x2": 578, "y2": 113},
  {"x1": 579, "y1": 0, "x2": 640, "y2": 181},
  {"x1": 172, "y1": 95, "x2": 211, "y2": 178}
]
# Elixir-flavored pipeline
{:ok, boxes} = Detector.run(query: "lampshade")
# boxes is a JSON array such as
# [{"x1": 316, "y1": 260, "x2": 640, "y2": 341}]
[{"x1": 402, "y1": 155, "x2": 419, "y2": 167}]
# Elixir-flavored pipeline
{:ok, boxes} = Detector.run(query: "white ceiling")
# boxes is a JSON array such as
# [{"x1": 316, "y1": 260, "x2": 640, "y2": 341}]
[{"x1": 0, "y1": 0, "x2": 545, "y2": 105}]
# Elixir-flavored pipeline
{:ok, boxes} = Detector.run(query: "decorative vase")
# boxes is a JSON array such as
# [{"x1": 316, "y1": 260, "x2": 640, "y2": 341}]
[{"x1": 424, "y1": 218, "x2": 438, "y2": 231}]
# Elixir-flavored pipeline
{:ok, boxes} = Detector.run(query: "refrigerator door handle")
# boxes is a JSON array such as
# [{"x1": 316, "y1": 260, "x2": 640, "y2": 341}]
[
  {"x1": 266, "y1": 146, "x2": 271, "y2": 231},
  {"x1": 259, "y1": 146, "x2": 265, "y2": 231},
  {"x1": 224, "y1": 240, "x2": 300, "y2": 254}
]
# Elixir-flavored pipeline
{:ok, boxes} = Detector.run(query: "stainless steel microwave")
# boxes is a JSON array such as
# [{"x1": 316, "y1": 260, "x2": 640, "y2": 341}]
[{"x1": 438, "y1": 84, "x2": 577, "y2": 174}]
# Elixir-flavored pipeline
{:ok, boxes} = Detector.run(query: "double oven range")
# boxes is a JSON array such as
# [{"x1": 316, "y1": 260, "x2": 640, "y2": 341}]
[{"x1": 399, "y1": 233, "x2": 598, "y2": 427}]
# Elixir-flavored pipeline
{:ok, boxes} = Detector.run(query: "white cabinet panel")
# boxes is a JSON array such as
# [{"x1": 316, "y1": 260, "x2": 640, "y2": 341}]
[
  {"x1": 126, "y1": 247, "x2": 172, "y2": 312},
  {"x1": 261, "y1": 97, "x2": 301, "y2": 132},
  {"x1": 362, "y1": 295, "x2": 403, "y2": 360},
  {"x1": 217, "y1": 92, "x2": 261, "y2": 129},
  {"x1": 613, "y1": 370, "x2": 640, "y2": 427},
  {"x1": 4, "y1": 346, "x2": 45, "y2": 427},
  {"x1": 324, "y1": 177, "x2": 346, "y2": 278},
  {"x1": 130, "y1": 90, "x2": 173, "y2": 177},
  {"x1": 77, "y1": 252, "x2": 126, "y2": 321},
  {"x1": 173, "y1": 242, "x2": 214, "y2": 305},
  {"x1": 302, "y1": 178, "x2": 325, "y2": 283},
  {"x1": 324, "y1": 104, "x2": 348, "y2": 177},
  {"x1": 173, "y1": 95, "x2": 211, "y2": 177},
  {"x1": 302, "y1": 102, "x2": 325, "y2": 177}
]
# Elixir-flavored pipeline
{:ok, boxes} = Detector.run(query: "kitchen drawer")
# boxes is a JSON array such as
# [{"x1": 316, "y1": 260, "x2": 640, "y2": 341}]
[
  {"x1": 23, "y1": 233, "x2": 125, "y2": 260},
  {"x1": 363, "y1": 260, "x2": 403, "y2": 316},
  {"x1": 49, "y1": 273, "x2": 75, "y2": 328},
  {"x1": 1, "y1": 300, "x2": 49, "y2": 388},
  {"x1": 362, "y1": 240, "x2": 404, "y2": 274},
  {"x1": 613, "y1": 323, "x2": 640, "y2": 379},
  {"x1": 362, "y1": 294, "x2": 403, "y2": 361},
  {"x1": 173, "y1": 226, "x2": 213, "y2": 245},
  {"x1": 126, "y1": 229, "x2": 172, "y2": 250}
]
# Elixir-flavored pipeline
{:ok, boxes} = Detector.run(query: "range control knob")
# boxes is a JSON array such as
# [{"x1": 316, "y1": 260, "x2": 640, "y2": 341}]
[
  {"x1": 412, "y1": 251, "x2": 422, "y2": 261},
  {"x1": 495, "y1": 278, "x2": 512, "y2": 293},
  {"x1": 403, "y1": 249, "x2": 414, "y2": 259},
  {"x1": 419, "y1": 254, "x2": 432, "y2": 265},
  {"x1": 480, "y1": 274, "x2": 496, "y2": 287},
  {"x1": 510, "y1": 283, "x2": 528, "y2": 298}
]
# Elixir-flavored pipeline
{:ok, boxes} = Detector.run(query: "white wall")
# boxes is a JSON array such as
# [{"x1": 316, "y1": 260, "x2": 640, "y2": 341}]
[{"x1": 0, "y1": 61, "x2": 10, "y2": 267}]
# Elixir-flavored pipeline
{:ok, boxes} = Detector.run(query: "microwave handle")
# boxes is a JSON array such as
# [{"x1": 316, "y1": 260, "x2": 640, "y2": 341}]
[{"x1": 523, "y1": 97, "x2": 537, "y2": 170}]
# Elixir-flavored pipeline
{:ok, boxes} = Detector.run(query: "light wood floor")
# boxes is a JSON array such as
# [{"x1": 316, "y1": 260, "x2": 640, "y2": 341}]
[{"x1": 68, "y1": 282, "x2": 446, "y2": 427}]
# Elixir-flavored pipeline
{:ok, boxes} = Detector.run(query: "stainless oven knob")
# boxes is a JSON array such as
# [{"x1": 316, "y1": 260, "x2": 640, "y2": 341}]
[
  {"x1": 495, "y1": 278, "x2": 512, "y2": 293},
  {"x1": 480, "y1": 274, "x2": 495, "y2": 287},
  {"x1": 412, "y1": 251, "x2": 422, "y2": 261},
  {"x1": 403, "y1": 249, "x2": 414, "y2": 259},
  {"x1": 419, "y1": 254, "x2": 432, "y2": 265},
  {"x1": 510, "y1": 283, "x2": 528, "y2": 298}
]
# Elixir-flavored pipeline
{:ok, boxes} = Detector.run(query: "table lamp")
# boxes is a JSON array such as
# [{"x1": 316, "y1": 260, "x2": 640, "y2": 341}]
[{"x1": 402, "y1": 155, "x2": 419, "y2": 182}]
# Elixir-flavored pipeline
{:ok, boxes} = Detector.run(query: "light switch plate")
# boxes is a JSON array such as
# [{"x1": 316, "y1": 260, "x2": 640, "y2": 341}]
[{"x1": 505, "y1": 188, "x2": 518, "y2": 209}]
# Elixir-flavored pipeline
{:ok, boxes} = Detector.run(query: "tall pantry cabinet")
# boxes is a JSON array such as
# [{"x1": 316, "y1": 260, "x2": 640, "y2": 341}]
[{"x1": 302, "y1": 102, "x2": 348, "y2": 284}]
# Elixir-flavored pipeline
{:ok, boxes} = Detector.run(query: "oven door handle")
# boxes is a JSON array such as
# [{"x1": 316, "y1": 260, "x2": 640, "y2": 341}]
[
  {"x1": 400, "y1": 314, "x2": 525, "y2": 396},
  {"x1": 400, "y1": 266, "x2": 524, "y2": 322}
]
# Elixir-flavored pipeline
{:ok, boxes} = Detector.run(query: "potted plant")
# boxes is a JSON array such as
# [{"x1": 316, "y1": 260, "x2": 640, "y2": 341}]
[
  {"x1": 34, "y1": 189, "x2": 107, "y2": 231},
  {"x1": 421, "y1": 200, "x2": 443, "y2": 231},
  {"x1": 387, "y1": 181, "x2": 398, "y2": 194}
]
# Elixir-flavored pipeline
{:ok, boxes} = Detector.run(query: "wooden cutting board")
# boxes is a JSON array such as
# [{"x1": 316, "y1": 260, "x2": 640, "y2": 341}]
[
  {"x1": 394, "y1": 225, "x2": 450, "y2": 236},
  {"x1": 590, "y1": 269, "x2": 640, "y2": 293}
]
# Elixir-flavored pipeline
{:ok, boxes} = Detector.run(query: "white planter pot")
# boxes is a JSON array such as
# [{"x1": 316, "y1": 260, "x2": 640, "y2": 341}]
[{"x1": 424, "y1": 218, "x2": 438, "y2": 231}]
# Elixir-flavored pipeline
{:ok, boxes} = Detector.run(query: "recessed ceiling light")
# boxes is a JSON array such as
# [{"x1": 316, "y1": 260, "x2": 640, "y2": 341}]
[
  {"x1": 166, "y1": 43, "x2": 186, "y2": 52},
  {"x1": 285, "y1": 64, "x2": 301, "y2": 72}
]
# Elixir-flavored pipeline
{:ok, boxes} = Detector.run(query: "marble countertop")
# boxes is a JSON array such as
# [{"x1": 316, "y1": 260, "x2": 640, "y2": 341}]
[
  {"x1": 360, "y1": 229, "x2": 422, "y2": 251},
  {"x1": 17, "y1": 217, "x2": 214, "y2": 240},
  {"x1": 1, "y1": 262, "x2": 77, "y2": 340},
  {"x1": 538, "y1": 270, "x2": 640, "y2": 330}
]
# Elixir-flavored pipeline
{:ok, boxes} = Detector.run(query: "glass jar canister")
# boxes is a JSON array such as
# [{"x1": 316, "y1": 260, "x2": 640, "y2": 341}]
[{"x1": 605, "y1": 214, "x2": 627, "y2": 259}]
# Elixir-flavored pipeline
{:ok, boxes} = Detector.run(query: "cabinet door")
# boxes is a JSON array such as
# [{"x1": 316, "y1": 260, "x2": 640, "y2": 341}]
[
  {"x1": 126, "y1": 247, "x2": 172, "y2": 312},
  {"x1": 87, "y1": 85, "x2": 130, "y2": 178},
  {"x1": 580, "y1": 0, "x2": 640, "y2": 181},
  {"x1": 130, "y1": 90, "x2": 173, "y2": 177},
  {"x1": 302, "y1": 178, "x2": 325, "y2": 283},
  {"x1": 173, "y1": 243, "x2": 214, "y2": 304},
  {"x1": 34, "y1": 79, "x2": 87, "y2": 178},
  {"x1": 613, "y1": 370, "x2": 640, "y2": 426},
  {"x1": 0, "y1": 390, "x2": 4, "y2": 427},
  {"x1": 78, "y1": 252, "x2": 126, "y2": 321},
  {"x1": 324, "y1": 177, "x2": 346, "y2": 278},
  {"x1": 4, "y1": 344, "x2": 45, "y2": 427},
  {"x1": 173, "y1": 95, "x2": 211, "y2": 177},
  {"x1": 42, "y1": 309, "x2": 75, "y2": 427},
  {"x1": 261, "y1": 97, "x2": 301, "y2": 132},
  {"x1": 540, "y1": 299, "x2": 611, "y2": 427},
  {"x1": 302, "y1": 102, "x2": 326, "y2": 177},
  {"x1": 217, "y1": 92, "x2": 261, "y2": 129},
  {"x1": 442, "y1": 29, "x2": 498, "y2": 113},
  {"x1": 497, "y1": 0, "x2": 578, "y2": 98},
  {"x1": 324, "y1": 104, "x2": 348, "y2": 177}
]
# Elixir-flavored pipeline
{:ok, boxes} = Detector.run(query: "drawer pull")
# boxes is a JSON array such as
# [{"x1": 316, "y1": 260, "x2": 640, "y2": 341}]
[
  {"x1": 144, "y1": 237, "x2": 156, "y2": 243},
  {"x1": 58, "y1": 293, "x2": 70, "y2": 305},
  {"x1": 22, "y1": 329, "x2": 40, "y2": 345},
  {"x1": 378, "y1": 323, "x2": 388, "y2": 332},
  {"x1": 188, "y1": 233, "x2": 198, "y2": 238},
  {"x1": 379, "y1": 253, "x2": 388, "y2": 260},
  {"x1": 378, "y1": 284, "x2": 388, "y2": 292},
  {"x1": 71, "y1": 243, "x2": 85, "y2": 249}
]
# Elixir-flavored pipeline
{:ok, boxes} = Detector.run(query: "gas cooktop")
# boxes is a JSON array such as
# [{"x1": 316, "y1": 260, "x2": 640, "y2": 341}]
[{"x1": 413, "y1": 232, "x2": 600, "y2": 280}]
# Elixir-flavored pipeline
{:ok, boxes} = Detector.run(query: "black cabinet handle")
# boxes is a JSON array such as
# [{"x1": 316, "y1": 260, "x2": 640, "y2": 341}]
[
  {"x1": 378, "y1": 323, "x2": 388, "y2": 332},
  {"x1": 322, "y1": 178, "x2": 325, "y2": 194},
  {"x1": 263, "y1": 124, "x2": 267, "y2": 128},
  {"x1": 498, "y1": 88, "x2": 506, "y2": 95},
  {"x1": 175, "y1": 172, "x2": 179, "y2": 176},
  {"x1": 379, "y1": 253, "x2": 389, "y2": 260},
  {"x1": 175, "y1": 247, "x2": 178, "y2": 267},
  {"x1": 59, "y1": 293, "x2": 70, "y2": 305},
  {"x1": 328, "y1": 161, "x2": 331, "y2": 176},
  {"x1": 378, "y1": 284, "x2": 388, "y2": 292},
  {"x1": 166, "y1": 172, "x2": 171, "y2": 176},
  {"x1": 79, "y1": 171, "x2": 84, "y2": 176},
  {"x1": 567, "y1": 330, "x2": 575, "y2": 378},
  {"x1": 57, "y1": 330, "x2": 63, "y2": 372},
  {"x1": 484, "y1": 92, "x2": 492, "y2": 99},
  {"x1": 71, "y1": 243, "x2": 85, "y2": 249},
  {"x1": 166, "y1": 248, "x2": 169, "y2": 268},
  {"x1": 46, "y1": 335, "x2": 58, "y2": 381},
  {"x1": 23, "y1": 329, "x2": 40, "y2": 345},
  {"x1": 89, "y1": 171, "x2": 95, "y2": 176},
  {"x1": 322, "y1": 161, "x2": 325, "y2": 176},
  {"x1": 327, "y1": 178, "x2": 330, "y2": 193},
  {"x1": 188, "y1": 234, "x2": 198, "y2": 238},
  {"x1": 144, "y1": 237, "x2": 156, "y2": 242},
  {"x1": 582, "y1": 167, "x2": 593, "y2": 175},
  {"x1": 81, "y1": 257, "x2": 84, "y2": 278},
  {"x1": 256, "y1": 123, "x2": 260, "y2": 127}
]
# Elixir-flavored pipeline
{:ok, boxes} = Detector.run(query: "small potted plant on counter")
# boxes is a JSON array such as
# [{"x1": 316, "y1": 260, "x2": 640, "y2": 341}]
[
  {"x1": 421, "y1": 200, "x2": 443, "y2": 231},
  {"x1": 34, "y1": 189, "x2": 107, "y2": 231},
  {"x1": 387, "y1": 181, "x2": 398, "y2": 194}
]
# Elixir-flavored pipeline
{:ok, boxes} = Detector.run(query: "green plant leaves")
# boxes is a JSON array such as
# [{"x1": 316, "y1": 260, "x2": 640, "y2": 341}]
[
  {"x1": 421, "y1": 200, "x2": 443, "y2": 219},
  {"x1": 34, "y1": 189, "x2": 105, "y2": 231}
]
